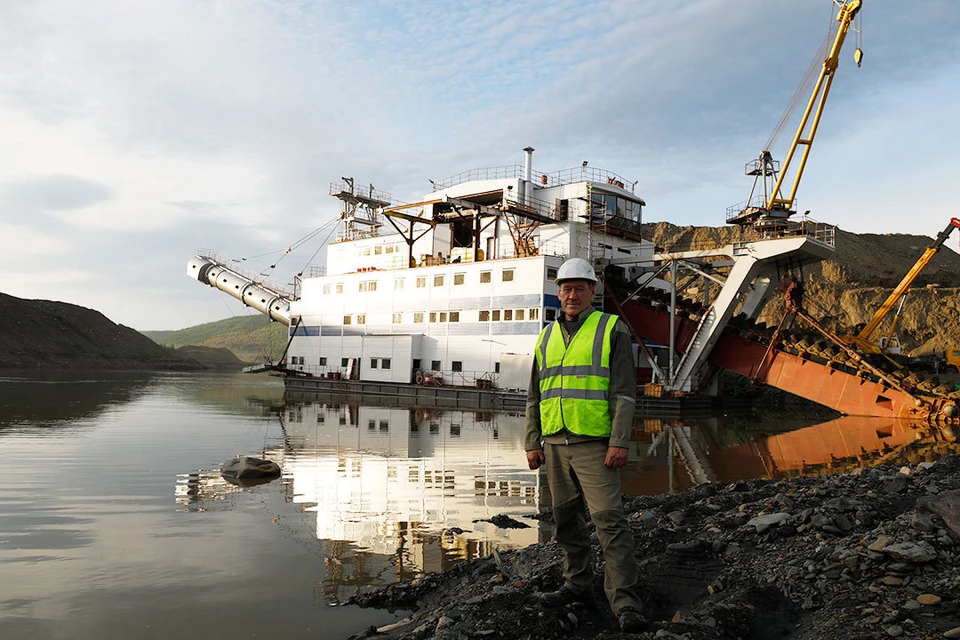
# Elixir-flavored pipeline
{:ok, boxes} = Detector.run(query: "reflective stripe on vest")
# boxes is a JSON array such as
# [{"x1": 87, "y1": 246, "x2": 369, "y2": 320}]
[{"x1": 534, "y1": 310, "x2": 615, "y2": 437}]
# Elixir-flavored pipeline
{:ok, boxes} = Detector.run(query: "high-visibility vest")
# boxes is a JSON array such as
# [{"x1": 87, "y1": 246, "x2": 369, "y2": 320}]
[{"x1": 534, "y1": 310, "x2": 615, "y2": 437}]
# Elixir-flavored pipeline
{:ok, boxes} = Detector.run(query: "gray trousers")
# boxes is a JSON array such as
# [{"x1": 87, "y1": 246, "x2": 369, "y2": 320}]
[{"x1": 545, "y1": 440, "x2": 642, "y2": 615}]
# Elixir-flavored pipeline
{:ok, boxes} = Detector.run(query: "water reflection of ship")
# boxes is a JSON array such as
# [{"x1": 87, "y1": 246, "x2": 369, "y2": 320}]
[
  {"x1": 279, "y1": 402, "x2": 541, "y2": 551},
  {"x1": 623, "y1": 416, "x2": 959, "y2": 496},
  {"x1": 177, "y1": 401, "x2": 544, "y2": 600}
]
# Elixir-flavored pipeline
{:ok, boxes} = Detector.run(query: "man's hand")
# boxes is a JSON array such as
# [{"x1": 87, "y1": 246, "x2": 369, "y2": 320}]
[
  {"x1": 526, "y1": 448, "x2": 545, "y2": 470},
  {"x1": 604, "y1": 446, "x2": 629, "y2": 468}
]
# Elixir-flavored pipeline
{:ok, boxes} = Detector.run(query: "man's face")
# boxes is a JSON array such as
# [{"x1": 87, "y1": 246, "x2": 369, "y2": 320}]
[{"x1": 558, "y1": 280, "x2": 595, "y2": 320}]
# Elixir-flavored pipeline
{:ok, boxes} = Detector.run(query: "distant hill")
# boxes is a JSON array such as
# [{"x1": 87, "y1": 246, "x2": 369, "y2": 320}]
[
  {"x1": 142, "y1": 315, "x2": 288, "y2": 364},
  {"x1": 0, "y1": 293, "x2": 200, "y2": 370}
]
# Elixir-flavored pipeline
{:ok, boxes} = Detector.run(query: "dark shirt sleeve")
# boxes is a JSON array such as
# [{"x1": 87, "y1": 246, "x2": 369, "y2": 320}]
[
  {"x1": 607, "y1": 320, "x2": 637, "y2": 449},
  {"x1": 524, "y1": 356, "x2": 543, "y2": 451}
]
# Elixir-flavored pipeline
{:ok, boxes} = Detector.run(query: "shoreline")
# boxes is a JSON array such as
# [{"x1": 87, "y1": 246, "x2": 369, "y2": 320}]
[{"x1": 346, "y1": 456, "x2": 960, "y2": 640}]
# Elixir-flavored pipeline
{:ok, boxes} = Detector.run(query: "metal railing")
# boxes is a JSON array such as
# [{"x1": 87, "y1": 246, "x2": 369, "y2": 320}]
[
  {"x1": 432, "y1": 165, "x2": 525, "y2": 191},
  {"x1": 494, "y1": 240, "x2": 567, "y2": 259},
  {"x1": 432, "y1": 164, "x2": 637, "y2": 194},
  {"x1": 329, "y1": 180, "x2": 392, "y2": 205},
  {"x1": 504, "y1": 195, "x2": 557, "y2": 221},
  {"x1": 197, "y1": 249, "x2": 295, "y2": 297},
  {"x1": 282, "y1": 364, "x2": 502, "y2": 388}
]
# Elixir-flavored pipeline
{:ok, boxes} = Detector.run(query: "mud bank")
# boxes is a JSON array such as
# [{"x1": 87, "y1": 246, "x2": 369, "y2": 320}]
[{"x1": 348, "y1": 455, "x2": 960, "y2": 640}]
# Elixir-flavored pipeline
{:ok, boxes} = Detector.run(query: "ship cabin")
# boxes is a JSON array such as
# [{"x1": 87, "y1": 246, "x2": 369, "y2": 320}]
[{"x1": 286, "y1": 148, "x2": 653, "y2": 390}]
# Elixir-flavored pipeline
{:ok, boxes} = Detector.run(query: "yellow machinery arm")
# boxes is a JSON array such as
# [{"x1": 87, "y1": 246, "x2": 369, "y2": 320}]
[
  {"x1": 767, "y1": 0, "x2": 862, "y2": 212},
  {"x1": 849, "y1": 217, "x2": 960, "y2": 352}
]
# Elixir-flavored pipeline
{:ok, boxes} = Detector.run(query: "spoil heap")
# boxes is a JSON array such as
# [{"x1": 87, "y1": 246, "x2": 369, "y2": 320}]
[
  {"x1": 642, "y1": 222, "x2": 960, "y2": 357},
  {"x1": 349, "y1": 455, "x2": 960, "y2": 640},
  {"x1": 0, "y1": 292, "x2": 199, "y2": 370}
]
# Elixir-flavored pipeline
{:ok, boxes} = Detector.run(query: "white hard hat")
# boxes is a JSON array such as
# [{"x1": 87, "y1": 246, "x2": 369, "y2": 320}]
[{"x1": 556, "y1": 258, "x2": 598, "y2": 285}]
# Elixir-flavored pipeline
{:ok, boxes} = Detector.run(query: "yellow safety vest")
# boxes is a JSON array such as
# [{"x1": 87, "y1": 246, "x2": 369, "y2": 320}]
[{"x1": 535, "y1": 310, "x2": 615, "y2": 437}]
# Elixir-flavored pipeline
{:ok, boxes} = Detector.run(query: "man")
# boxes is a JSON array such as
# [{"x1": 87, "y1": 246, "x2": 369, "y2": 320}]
[{"x1": 525, "y1": 257, "x2": 645, "y2": 633}]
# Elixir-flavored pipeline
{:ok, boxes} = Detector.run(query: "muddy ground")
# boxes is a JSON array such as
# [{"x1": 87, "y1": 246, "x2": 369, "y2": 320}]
[{"x1": 347, "y1": 455, "x2": 960, "y2": 640}]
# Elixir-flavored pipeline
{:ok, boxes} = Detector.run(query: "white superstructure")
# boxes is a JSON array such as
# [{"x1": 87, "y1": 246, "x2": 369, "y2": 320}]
[{"x1": 281, "y1": 148, "x2": 652, "y2": 389}]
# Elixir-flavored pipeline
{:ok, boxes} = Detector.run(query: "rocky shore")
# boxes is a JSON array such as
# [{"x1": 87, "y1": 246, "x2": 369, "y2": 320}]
[{"x1": 348, "y1": 456, "x2": 960, "y2": 640}]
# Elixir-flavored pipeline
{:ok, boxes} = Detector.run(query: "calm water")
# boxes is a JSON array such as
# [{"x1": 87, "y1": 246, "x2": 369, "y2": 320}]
[{"x1": 2, "y1": 371, "x2": 957, "y2": 639}]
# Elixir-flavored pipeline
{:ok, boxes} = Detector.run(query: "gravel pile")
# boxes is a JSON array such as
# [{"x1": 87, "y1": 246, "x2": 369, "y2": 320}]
[{"x1": 347, "y1": 455, "x2": 960, "y2": 640}]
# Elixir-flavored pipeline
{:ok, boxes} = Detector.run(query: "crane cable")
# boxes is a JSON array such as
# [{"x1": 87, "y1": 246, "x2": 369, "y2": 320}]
[
  {"x1": 764, "y1": 3, "x2": 840, "y2": 152},
  {"x1": 297, "y1": 221, "x2": 342, "y2": 277},
  {"x1": 255, "y1": 217, "x2": 341, "y2": 277}
]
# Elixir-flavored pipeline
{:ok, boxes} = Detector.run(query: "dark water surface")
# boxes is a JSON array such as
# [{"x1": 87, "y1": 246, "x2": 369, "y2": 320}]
[{"x1": 2, "y1": 371, "x2": 956, "y2": 639}]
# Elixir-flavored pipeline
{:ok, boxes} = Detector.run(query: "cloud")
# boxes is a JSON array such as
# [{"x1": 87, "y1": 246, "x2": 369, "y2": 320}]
[
  {"x1": 0, "y1": 0, "x2": 958, "y2": 329},
  {"x1": 2, "y1": 175, "x2": 113, "y2": 213}
]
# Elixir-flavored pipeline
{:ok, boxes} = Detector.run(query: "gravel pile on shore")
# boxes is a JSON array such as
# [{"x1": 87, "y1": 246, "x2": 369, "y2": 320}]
[{"x1": 348, "y1": 455, "x2": 960, "y2": 640}]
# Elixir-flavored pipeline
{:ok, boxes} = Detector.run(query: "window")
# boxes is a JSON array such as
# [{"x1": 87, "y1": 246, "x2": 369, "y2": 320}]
[
  {"x1": 392, "y1": 312, "x2": 402, "y2": 323},
  {"x1": 368, "y1": 419, "x2": 376, "y2": 431},
  {"x1": 433, "y1": 274, "x2": 444, "y2": 287},
  {"x1": 382, "y1": 358, "x2": 391, "y2": 370},
  {"x1": 454, "y1": 273, "x2": 465, "y2": 285},
  {"x1": 319, "y1": 357, "x2": 327, "y2": 366},
  {"x1": 450, "y1": 424, "x2": 461, "y2": 438},
  {"x1": 502, "y1": 269, "x2": 515, "y2": 282},
  {"x1": 335, "y1": 283, "x2": 343, "y2": 294},
  {"x1": 359, "y1": 280, "x2": 377, "y2": 292},
  {"x1": 515, "y1": 309, "x2": 525, "y2": 321},
  {"x1": 547, "y1": 267, "x2": 558, "y2": 281},
  {"x1": 449, "y1": 311, "x2": 459, "y2": 322},
  {"x1": 480, "y1": 271, "x2": 491, "y2": 283},
  {"x1": 479, "y1": 310, "x2": 490, "y2": 322},
  {"x1": 386, "y1": 245, "x2": 394, "y2": 253},
  {"x1": 545, "y1": 309, "x2": 557, "y2": 321},
  {"x1": 495, "y1": 362, "x2": 500, "y2": 373},
  {"x1": 503, "y1": 309, "x2": 513, "y2": 321},
  {"x1": 363, "y1": 247, "x2": 371, "y2": 256},
  {"x1": 341, "y1": 358, "x2": 349, "y2": 367},
  {"x1": 413, "y1": 359, "x2": 421, "y2": 370},
  {"x1": 529, "y1": 308, "x2": 540, "y2": 320},
  {"x1": 429, "y1": 312, "x2": 437, "y2": 322},
  {"x1": 439, "y1": 312, "x2": 447, "y2": 323},
  {"x1": 379, "y1": 420, "x2": 389, "y2": 431},
  {"x1": 374, "y1": 245, "x2": 382, "y2": 255},
  {"x1": 452, "y1": 361, "x2": 463, "y2": 372},
  {"x1": 343, "y1": 315, "x2": 352, "y2": 325},
  {"x1": 323, "y1": 284, "x2": 331, "y2": 294},
  {"x1": 414, "y1": 312, "x2": 424, "y2": 323},
  {"x1": 416, "y1": 277, "x2": 426, "y2": 288},
  {"x1": 394, "y1": 278, "x2": 404, "y2": 290},
  {"x1": 431, "y1": 360, "x2": 441, "y2": 370},
  {"x1": 492, "y1": 310, "x2": 501, "y2": 322},
  {"x1": 371, "y1": 358, "x2": 378, "y2": 369},
  {"x1": 357, "y1": 314, "x2": 366, "y2": 324}
]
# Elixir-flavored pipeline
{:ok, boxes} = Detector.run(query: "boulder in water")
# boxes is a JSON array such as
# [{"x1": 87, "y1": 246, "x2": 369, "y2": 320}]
[{"x1": 221, "y1": 456, "x2": 281, "y2": 486}]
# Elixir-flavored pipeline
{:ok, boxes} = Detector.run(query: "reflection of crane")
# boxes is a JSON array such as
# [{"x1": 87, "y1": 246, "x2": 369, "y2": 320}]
[
  {"x1": 842, "y1": 218, "x2": 960, "y2": 354},
  {"x1": 729, "y1": 0, "x2": 863, "y2": 230}
]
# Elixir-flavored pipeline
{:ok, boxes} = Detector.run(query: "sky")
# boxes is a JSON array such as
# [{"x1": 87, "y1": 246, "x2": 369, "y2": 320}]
[{"x1": 2, "y1": 0, "x2": 959, "y2": 331}]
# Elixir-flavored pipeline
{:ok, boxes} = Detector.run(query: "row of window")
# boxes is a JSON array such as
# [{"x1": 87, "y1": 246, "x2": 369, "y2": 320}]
[
  {"x1": 321, "y1": 268, "x2": 517, "y2": 295},
  {"x1": 313, "y1": 357, "x2": 392, "y2": 369},
  {"x1": 302, "y1": 358, "x2": 500, "y2": 375},
  {"x1": 341, "y1": 308, "x2": 542, "y2": 325},
  {"x1": 356, "y1": 244, "x2": 402, "y2": 256}
]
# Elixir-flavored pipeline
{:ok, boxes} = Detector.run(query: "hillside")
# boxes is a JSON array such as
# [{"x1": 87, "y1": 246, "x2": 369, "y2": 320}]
[
  {"x1": 0, "y1": 293, "x2": 200, "y2": 370},
  {"x1": 643, "y1": 222, "x2": 960, "y2": 356},
  {"x1": 143, "y1": 315, "x2": 288, "y2": 364}
]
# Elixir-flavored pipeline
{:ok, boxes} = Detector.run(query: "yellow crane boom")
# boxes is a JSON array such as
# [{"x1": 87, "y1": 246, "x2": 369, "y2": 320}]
[
  {"x1": 766, "y1": 0, "x2": 862, "y2": 212},
  {"x1": 845, "y1": 217, "x2": 960, "y2": 353},
  {"x1": 728, "y1": 0, "x2": 863, "y2": 228}
]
